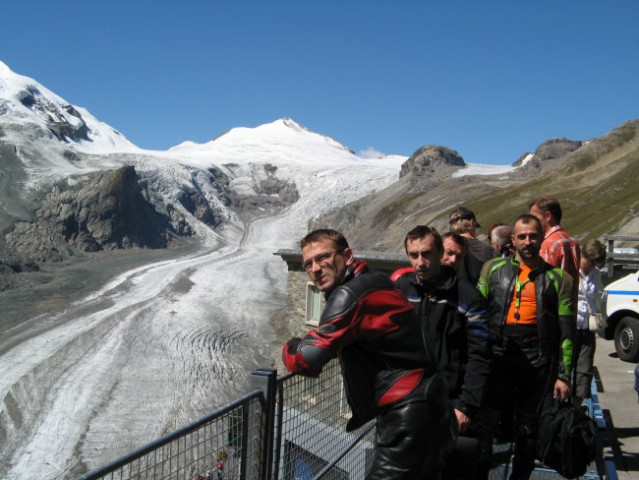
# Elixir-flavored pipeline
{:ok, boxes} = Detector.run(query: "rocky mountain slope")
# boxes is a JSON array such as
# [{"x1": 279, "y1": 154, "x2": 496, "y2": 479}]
[
  {"x1": 1, "y1": 59, "x2": 637, "y2": 292},
  {"x1": 0, "y1": 62, "x2": 404, "y2": 291},
  {"x1": 0, "y1": 65, "x2": 409, "y2": 479},
  {"x1": 314, "y1": 120, "x2": 639, "y2": 251}
]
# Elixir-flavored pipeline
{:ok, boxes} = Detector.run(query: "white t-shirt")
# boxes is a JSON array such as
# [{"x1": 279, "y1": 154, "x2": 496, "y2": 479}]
[{"x1": 577, "y1": 267, "x2": 602, "y2": 330}]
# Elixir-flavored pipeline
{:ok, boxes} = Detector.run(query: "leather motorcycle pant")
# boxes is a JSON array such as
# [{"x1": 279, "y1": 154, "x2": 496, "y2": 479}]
[
  {"x1": 472, "y1": 342, "x2": 551, "y2": 480},
  {"x1": 367, "y1": 373, "x2": 453, "y2": 480}
]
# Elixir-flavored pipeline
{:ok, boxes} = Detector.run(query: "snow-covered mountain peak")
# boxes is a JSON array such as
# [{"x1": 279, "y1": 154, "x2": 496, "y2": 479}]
[
  {"x1": 0, "y1": 60, "x2": 140, "y2": 155},
  {"x1": 167, "y1": 117, "x2": 361, "y2": 168},
  {"x1": 0, "y1": 60, "x2": 16, "y2": 80},
  {"x1": 0, "y1": 60, "x2": 25, "y2": 83}
]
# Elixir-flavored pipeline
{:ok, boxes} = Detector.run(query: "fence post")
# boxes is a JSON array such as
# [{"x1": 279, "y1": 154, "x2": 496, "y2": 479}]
[
  {"x1": 606, "y1": 236, "x2": 615, "y2": 277},
  {"x1": 251, "y1": 368, "x2": 278, "y2": 480}
]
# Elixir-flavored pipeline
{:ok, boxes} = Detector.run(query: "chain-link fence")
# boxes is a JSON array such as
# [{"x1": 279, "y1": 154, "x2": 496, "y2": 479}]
[
  {"x1": 78, "y1": 359, "x2": 373, "y2": 480},
  {"x1": 79, "y1": 359, "x2": 611, "y2": 480},
  {"x1": 77, "y1": 389, "x2": 267, "y2": 480},
  {"x1": 273, "y1": 360, "x2": 375, "y2": 480}
]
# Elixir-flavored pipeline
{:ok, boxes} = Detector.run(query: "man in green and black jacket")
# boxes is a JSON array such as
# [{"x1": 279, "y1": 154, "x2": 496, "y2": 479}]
[{"x1": 474, "y1": 213, "x2": 575, "y2": 480}]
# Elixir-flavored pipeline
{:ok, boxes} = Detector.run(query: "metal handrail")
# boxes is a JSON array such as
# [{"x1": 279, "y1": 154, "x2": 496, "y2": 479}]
[{"x1": 77, "y1": 389, "x2": 263, "y2": 480}]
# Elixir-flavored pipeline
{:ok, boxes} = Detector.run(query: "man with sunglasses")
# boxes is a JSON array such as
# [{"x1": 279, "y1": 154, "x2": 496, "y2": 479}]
[
  {"x1": 283, "y1": 229, "x2": 453, "y2": 479},
  {"x1": 474, "y1": 214, "x2": 575, "y2": 480}
]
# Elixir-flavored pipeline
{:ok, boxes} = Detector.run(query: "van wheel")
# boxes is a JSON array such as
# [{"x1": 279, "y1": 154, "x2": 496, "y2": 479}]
[{"x1": 614, "y1": 317, "x2": 639, "y2": 362}]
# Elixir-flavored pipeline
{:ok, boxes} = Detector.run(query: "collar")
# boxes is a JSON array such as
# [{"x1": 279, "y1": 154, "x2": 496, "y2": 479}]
[
  {"x1": 510, "y1": 255, "x2": 550, "y2": 280},
  {"x1": 545, "y1": 224, "x2": 564, "y2": 239},
  {"x1": 339, "y1": 259, "x2": 367, "y2": 285},
  {"x1": 580, "y1": 268, "x2": 597, "y2": 282},
  {"x1": 323, "y1": 260, "x2": 368, "y2": 299},
  {"x1": 412, "y1": 265, "x2": 456, "y2": 292}
]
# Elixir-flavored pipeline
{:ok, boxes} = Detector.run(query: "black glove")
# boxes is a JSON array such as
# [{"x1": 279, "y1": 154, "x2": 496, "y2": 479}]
[{"x1": 285, "y1": 337, "x2": 302, "y2": 354}]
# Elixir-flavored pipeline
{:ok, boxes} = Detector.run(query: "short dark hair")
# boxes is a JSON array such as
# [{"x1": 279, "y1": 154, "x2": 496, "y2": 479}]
[
  {"x1": 530, "y1": 196, "x2": 563, "y2": 224},
  {"x1": 301, "y1": 229, "x2": 350, "y2": 250},
  {"x1": 442, "y1": 231, "x2": 467, "y2": 253},
  {"x1": 404, "y1": 225, "x2": 443, "y2": 254},
  {"x1": 514, "y1": 213, "x2": 543, "y2": 233}
]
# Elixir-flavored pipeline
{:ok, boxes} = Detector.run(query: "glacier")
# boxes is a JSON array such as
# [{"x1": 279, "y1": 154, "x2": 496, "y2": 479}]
[{"x1": 0, "y1": 59, "x2": 406, "y2": 478}]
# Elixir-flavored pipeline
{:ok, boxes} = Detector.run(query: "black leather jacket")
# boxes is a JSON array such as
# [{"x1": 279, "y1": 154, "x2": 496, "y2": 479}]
[
  {"x1": 282, "y1": 260, "x2": 438, "y2": 431},
  {"x1": 392, "y1": 266, "x2": 492, "y2": 417},
  {"x1": 476, "y1": 256, "x2": 575, "y2": 380}
]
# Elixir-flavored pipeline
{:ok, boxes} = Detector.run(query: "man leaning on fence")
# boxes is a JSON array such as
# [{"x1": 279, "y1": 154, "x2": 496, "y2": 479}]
[{"x1": 282, "y1": 229, "x2": 454, "y2": 480}]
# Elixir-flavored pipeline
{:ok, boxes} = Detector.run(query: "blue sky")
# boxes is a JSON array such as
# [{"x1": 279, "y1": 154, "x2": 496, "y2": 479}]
[{"x1": 2, "y1": 1, "x2": 638, "y2": 165}]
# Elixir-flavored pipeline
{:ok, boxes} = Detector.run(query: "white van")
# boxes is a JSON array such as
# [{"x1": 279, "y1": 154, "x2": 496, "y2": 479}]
[{"x1": 601, "y1": 269, "x2": 639, "y2": 362}]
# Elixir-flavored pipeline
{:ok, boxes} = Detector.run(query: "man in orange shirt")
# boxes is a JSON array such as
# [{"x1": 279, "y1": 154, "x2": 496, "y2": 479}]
[
  {"x1": 474, "y1": 214, "x2": 575, "y2": 480},
  {"x1": 529, "y1": 196, "x2": 581, "y2": 283}
]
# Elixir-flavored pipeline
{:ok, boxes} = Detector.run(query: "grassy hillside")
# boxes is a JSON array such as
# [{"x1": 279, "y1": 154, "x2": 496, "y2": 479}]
[{"x1": 321, "y1": 119, "x2": 639, "y2": 251}]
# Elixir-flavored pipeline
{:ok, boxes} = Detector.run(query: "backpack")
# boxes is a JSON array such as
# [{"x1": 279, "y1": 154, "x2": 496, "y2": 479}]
[{"x1": 536, "y1": 399, "x2": 597, "y2": 478}]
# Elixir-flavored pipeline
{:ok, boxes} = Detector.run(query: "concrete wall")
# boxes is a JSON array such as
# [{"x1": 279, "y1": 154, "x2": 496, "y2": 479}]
[{"x1": 286, "y1": 270, "x2": 314, "y2": 338}]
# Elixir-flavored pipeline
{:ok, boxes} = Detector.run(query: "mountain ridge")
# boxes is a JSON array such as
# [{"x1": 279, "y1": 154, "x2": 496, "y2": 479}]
[
  {"x1": 0, "y1": 63, "x2": 404, "y2": 290},
  {"x1": 314, "y1": 119, "x2": 639, "y2": 251},
  {"x1": 1, "y1": 59, "x2": 637, "y2": 291}
]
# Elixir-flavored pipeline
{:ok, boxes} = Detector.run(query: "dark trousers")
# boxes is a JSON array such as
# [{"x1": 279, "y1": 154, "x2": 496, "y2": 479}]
[
  {"x1": 444, "y1": 435, "x2": 481, "y2": 480},
  {"x1": 367, "y1": 374, "x2": 453, "y2": 480},
  {"x1": 574, "y1": 329, "x2": 596, "y2": 400},
  {"x1": 366, "y1": 401, "x2": 444, "y2": 480},
  {"x1": 474, "y1": 343, "x2": 551, "y2": 480}
]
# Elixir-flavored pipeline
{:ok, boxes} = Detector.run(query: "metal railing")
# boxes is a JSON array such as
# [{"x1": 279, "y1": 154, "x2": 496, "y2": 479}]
[
  {"x1": 603, "y1": 234, "x2": 639, "y2": 278},
  {"x1": 79, "y1": 359, "x2": 616, "y2": 480},
  {"x1": 77, "y1": 389, "x2": 266, "y2": 480},
  {"x1": 78, "y1": 359, "x2": 374, "y2": 480},
  {"x1": 273, "y1": 363, "x2": 374, "y2": 480}
]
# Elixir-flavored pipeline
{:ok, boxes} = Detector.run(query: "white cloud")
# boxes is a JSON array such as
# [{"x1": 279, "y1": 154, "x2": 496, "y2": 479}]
[{"x1": 358, "y1": 147, "x2": 386, "y2": 159}]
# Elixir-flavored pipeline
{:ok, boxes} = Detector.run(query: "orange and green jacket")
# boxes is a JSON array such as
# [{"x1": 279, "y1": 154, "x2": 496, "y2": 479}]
[{"x1": 477, "y1": 256, "x2": 575, "y2": 381}]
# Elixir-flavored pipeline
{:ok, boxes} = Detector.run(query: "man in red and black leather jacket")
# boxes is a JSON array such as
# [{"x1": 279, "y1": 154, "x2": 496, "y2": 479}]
[{"x1": 283, "y1": 229, "x2": 453, "y2": 480}]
